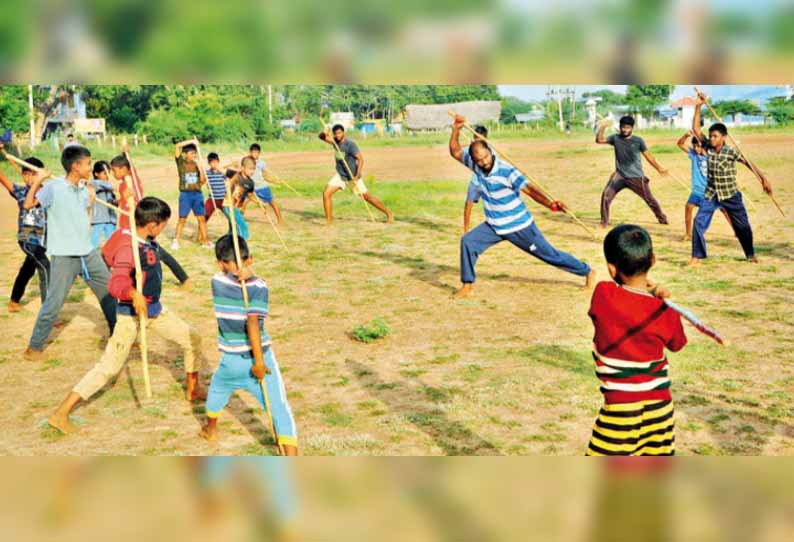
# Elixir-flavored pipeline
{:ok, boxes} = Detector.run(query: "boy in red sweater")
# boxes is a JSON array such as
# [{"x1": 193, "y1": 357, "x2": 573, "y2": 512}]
[
  {"x1": 586, "y1": 224, "x2": 687, "y2": 456},
  {"x1": 48, "y1": 197, "x2": 205, "y2": 435}
]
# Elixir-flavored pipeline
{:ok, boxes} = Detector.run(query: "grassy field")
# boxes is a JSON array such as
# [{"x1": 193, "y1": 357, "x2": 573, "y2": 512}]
[{"x1": 0, "y1": 130, "x2": 792, "y2": 456}]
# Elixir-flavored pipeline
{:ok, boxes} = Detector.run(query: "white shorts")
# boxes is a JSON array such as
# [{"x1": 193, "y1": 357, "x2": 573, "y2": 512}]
[{"x1": 327, "y1": 173, "x2": 368, "y2": 194}]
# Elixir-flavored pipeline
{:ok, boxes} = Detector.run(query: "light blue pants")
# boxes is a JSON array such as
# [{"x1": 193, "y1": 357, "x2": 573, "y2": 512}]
[{"x1": 206, "y1": 348, "x2": 297, "y2": 447}]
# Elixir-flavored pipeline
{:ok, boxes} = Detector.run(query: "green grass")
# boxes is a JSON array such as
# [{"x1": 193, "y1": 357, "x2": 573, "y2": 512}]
[{"x1": 351, "y1": 317, "x2": 391, "y2": 343}]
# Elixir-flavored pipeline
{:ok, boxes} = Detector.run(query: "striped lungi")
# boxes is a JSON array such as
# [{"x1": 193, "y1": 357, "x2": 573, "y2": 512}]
[{"x1": 586, "y1": 400, "x2": 675, "y2": 456}]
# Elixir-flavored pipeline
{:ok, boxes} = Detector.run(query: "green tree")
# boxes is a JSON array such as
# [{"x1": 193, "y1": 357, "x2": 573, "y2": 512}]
[
  {"x1": 625, "y1": 85, "x2": 674, "y2": 118},
  {"x1": 711, "y1": 99, "x2": 761, "y2": 118},
  {"x1": 0, "y1": 86, "x2": 29, "y2": 132}
]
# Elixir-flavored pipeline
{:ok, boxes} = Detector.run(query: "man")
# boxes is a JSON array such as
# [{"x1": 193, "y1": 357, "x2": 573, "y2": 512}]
[
  {"x1": 450, "y1": 114, "x2": 595, "y2": 299},
  {"x1": 462, "y1": 125, "x2": 489, "y2": 234},
  {"x1": 688, "y1": 90, "x2": 773, "y2": 267},
  {"x1": 596, "y1": 115, "x2": 670, "y2": 227},
  {"x1": 319, "y1": 124, "x2": 393, "y2": 224}
]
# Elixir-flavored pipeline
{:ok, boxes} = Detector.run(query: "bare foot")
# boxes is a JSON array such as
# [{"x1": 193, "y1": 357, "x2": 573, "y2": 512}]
[
  {"x1": 681, "y1": 235, "x2": 692, "y2": 241},
  {"x1": 24, "y1": 348, "x2": 44, "y2": 362},
  {"x1": 386, "y1": 212, "x2": 395, "y2": 224},
  {"x1": 686, "y1": 257, "x2": 702, "y2": 268},
  {"x1": 53, "y1": 320, "x2": 67, "y2": 329},
  {"x1": 453, "y1": 284, "x2": 474, "y2": 299},
  {"x1": 7, "y1": 301, "x2": 22, "y2": 313},
  {"x1": 749, "y1": 256, "x2": 760, "y2": 264},
  {"x1": 584, "y1": 269, "x2": 597, "y2": 289},
  {"x1": 48, "y1": 414, "x2": 78, "y2": 435},
  {"x1": 199, "y1": 426, "x2": 217, "y2": 442}
]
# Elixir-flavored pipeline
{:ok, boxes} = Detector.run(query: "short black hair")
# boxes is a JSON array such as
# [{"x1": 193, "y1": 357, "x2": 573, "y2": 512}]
[
  {"x1": 603, "y1": 224, "x2": 654, "y2": 278},
  {"x1": 93, "y1": 160, "x2": 110, "y2": 178},
  {"x1": 61, "y1": 145, "x2": 91, "y2": 173},
  {"x1": 110, "y1": 154, "x2": 130, "y2": 169},
  {"x1": 207, "y1": 152, "x2": 219, "y2": 162},
  {"x1": 691, "y1": 136, "x2": 702, "y2": 147},
  {"x1": 21, "y1": 157, "x2": 44, "y2": 173},
  {"x1": 474, "y1": 125, "x2": 488, "y2": 137},
  {"x1": 619, "y1": 115, "x2": 635, "y2": 127},
  {"x1": 468, "y1": 139, "x2": 490, "y2": 156},
  {"x1": 182, "y1": 143, "x2": 197, "y2": 153},
  {"x1": 249, "y1": 143, "x2": 261, "y2": 152},
  {"x1": 708, "y1": 123, "x2": 728, "y2": 136},
  {"x1": 332, "y1": 124, "x2": 345, "y2": 133},
  {"x1": 215, "y1": 234, "x2": 250, "y2": 263},
  {"x1": 135, "y1": 197, "x2": 171, "y2": 227}
]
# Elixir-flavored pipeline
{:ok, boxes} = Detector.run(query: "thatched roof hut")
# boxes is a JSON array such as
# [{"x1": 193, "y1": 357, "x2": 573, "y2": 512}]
[{"x1": 404, "y1": 100, "x2": 501, "y2": 130}]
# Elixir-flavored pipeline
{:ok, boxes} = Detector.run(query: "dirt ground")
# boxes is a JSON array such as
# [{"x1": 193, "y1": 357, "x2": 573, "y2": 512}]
[{"x1": 1, "y1": 132, "x2": 792, "y2": 456}]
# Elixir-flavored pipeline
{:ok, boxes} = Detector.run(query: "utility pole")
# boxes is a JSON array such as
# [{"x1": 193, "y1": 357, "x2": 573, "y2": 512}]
[
  {"x1": 268, "y1": 84, "x2": 273, "y2": 124},
  {"x1": 28, "y1": 85, "x2": 36, "y2": 147}
]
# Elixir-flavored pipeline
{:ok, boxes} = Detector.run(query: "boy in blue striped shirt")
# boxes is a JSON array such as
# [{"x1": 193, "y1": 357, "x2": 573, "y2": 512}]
[
  {"x1": 450, "y1": 114, "x2": 595, "y2": 299},
  {"x1": 203, "y1": 152, "x2": 227, "y2": 222},
  {"x1": 200, "y1": 235, "x2": 298, "y2": 455}
]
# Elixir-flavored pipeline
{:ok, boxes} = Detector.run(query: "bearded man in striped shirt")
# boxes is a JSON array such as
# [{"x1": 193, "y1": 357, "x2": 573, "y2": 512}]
[{"x1": 449, "y1": 114, "x2": 595, "y2": 299}]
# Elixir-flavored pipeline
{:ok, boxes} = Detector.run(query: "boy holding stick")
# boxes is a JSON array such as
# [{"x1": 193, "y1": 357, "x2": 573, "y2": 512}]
[
  {"x1": 48, "y1": 197, "x2": 206, "y2": 434},
  {"x1": 200, "y1": 235, "x2": 298, "y2": 455},
  {"x1": 0, "y1": 144, "x2": 50, "y2": 313},
  {"x1": 586, "y1": 224, "x2": 686, "y2": 456},
  {"x1": 172, "y1": 139, "x2": 211, "y2": 250},
  {"x1": 243, "y1": 143, "x2": 284, "y2": 224}
]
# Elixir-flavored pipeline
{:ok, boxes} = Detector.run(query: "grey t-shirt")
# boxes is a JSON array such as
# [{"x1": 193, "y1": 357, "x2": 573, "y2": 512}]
[
  {"x1": 607, "y1": 134, "x2": 648, "y2": 179},
  {"x1": 334, "y1": 138, "x2": 360, "y2": 180}
]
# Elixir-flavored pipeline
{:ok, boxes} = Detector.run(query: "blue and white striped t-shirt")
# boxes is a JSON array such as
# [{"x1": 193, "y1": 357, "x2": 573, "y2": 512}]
[
  {"x1": 461, "y1": 148, "x2": 533, "y2": 235},
  {"x1": 206, "y1": 169, "x2": 227, "y2": 199},
  {"x1": 211, "y1": 272, "x2": 271, "y2": 354}
]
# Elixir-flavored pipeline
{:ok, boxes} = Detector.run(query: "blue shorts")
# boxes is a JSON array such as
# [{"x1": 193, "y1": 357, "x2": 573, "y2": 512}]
[
  {"x1": 178, "y1": 191, "x2": 206, "y2": 218},
  {"x1": 687, "y1": 192, "x2": 706, "y2": 207},
  {"x1": 206, "y1": 349, "x2": 297, "y2": 447},
  {"x1": 252, "y1": 186, "x2": 273, "y2": 203}
]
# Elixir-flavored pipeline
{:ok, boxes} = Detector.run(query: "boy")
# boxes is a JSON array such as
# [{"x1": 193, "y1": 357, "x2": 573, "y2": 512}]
[
  {"x1": 449, "y1": 114, "x2": 594, "y2": 299},
  {"x1": 688, "y1": 90, "x2": 773, "y2": 267},
  {"x1": 203, "y1": 152, "x2": 227, "y2": 221},
  {"x1": 109, "y1": 153, "x2": 192, "y2": 290},
  {"x1": 89, "y1": 160, "x2": 118, "y2": 248},
  {"x1": 462, "y1": 125, "x2": 489, "y2": 234},
  {"x1": 172, "y1": 139, "x2": 211, "y2": 250},
  {"x1": 0, "y1": 143, "x2": 49, "y2": 312},
  {"x1": 596, "y1": 115, "x2": 670, "y2": 227},
  {"x1": 586, "y1": 224, "x2": 687, "y2": 456},
  {"x1": 47, "y1": 197, "x2": 206, "y2": 435},
  {"x1": 23, "y1": 145, "x2": 117, "y2": 361},
  {"x1": 223, "y1": 157, "x2": 256, "y2": 241},
  {"x1": 243, "y1": 143, "x2": 284, "y2": 224},
  {"x1": 200, "y1": 235, "x2": 298, "y2": 455},
  {"x1": 676, "y1": 130, "x2": 730, "y2": 241},
  {"x1": 319, "y1": 124, "x2": 393, "y2": 224}
]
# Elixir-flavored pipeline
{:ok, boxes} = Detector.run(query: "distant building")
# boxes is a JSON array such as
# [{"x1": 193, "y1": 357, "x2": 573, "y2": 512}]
[{"x1": 329, "y1": 112, "x2": 355, "y2": 131}]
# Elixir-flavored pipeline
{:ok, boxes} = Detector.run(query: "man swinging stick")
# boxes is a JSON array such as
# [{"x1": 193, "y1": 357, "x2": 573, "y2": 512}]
[{"x1": 449, "y1": 114, "x2": 595, "y2": 299}]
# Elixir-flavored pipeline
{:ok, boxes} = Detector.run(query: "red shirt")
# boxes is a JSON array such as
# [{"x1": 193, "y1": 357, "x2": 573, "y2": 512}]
[
  {"x1": 103, "y1": 229, "x2": 162, "y2": 318},
  {"x1": 588, "y1": 281, "x2": 687, "y2": 404},
  {"x1": 117, "y1": 169, "x2": 143, "y2": 230}
]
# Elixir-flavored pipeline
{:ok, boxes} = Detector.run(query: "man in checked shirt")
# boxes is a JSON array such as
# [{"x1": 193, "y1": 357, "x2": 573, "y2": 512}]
[{"x1": 688, "y1": 90, "x2": 774, "y2": 268}]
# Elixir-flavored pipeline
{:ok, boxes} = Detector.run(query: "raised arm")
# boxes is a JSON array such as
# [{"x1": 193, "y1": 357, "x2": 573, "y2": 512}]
[
  {"x1": 318, "y1": 132, "x2": 335, "y2": 147},
  {"x1": 0, "y1": 164, "x2": 14, "y2": 194},
  {"x1": 0, "y1": 143, "x2": 24, "y2": 178},
  {"x1": 677, "y1": 131, "x2": 693, "y2": 153},
  {"x1": 693, "y1": 91, "x2": 706, "y2": 141},
  {"x1": 595, "y1": 120, "x2": 611, "y2": 144},
  {"x1": 22, "y1": 174, "x2": 47, "y2": 209},
  {"x1": 173, "y1": 138, "x2": 197, "y2": 159},
  {"x1": 449, "y1": 115, "x2": 465, "y2": 162}
]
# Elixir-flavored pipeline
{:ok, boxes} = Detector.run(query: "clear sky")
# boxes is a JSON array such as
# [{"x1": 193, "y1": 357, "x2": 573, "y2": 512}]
[{"x1": 497, "y1": 85, "x2": 785, "y2": 102}]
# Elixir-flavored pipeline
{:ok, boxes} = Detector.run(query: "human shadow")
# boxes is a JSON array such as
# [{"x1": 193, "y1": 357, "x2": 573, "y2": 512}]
[{"x1": 347, "y1": 360, "x2": 500, "y2": 455}]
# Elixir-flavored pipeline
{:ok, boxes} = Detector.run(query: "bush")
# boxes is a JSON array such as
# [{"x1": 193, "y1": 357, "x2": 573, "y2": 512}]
[
  {"x1": 298, "y1": 117, "x2": 324, "y2": 133},
  {"x1": 352, "y1": 317, "x2": 391, "y2": 343}
]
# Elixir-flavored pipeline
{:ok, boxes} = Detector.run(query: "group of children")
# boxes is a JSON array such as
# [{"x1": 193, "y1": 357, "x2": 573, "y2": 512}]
[
  {"x1": 1, "y1": 138, "x2": 298, "y2": 455},
  {"x1": 2, "y1": 90, "x2": 778, "y2": 455}
]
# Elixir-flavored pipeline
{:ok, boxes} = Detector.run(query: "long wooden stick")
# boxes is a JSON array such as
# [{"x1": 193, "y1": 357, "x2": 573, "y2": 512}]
[
  {"x1": 4, "y1": 152, "x2": 52, "y2": 178},
  {"x1": 664, "y1": 299, "x2": 726, "y2": 346},
  {"x1": 126, "y1": 195, "x2": 152, "y2": 398},
  {"x1": 93, "y1": 197, "x2": 130, "y2": 216},
  {"x1": 327, "y1": 132, "x2": 376, "y2": 222},
  {"x1": 224, "y1": 179, "x2": 282, "y2": 455},
  {"x1": 194, "y1": 139, "x2": 217, "y2": 211},
  {"x1": 694, "y1": 87, "x2": 785, "y2": 217},
  {"x1": 267, "y1": 171, "x2": 301, "y2": 197},
  {"x1": 251, "y1": 193, "x2": 288, "y2": 249},
  {"x1": 449, "y1": 112, "x2": 596, "y2": 238}
]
